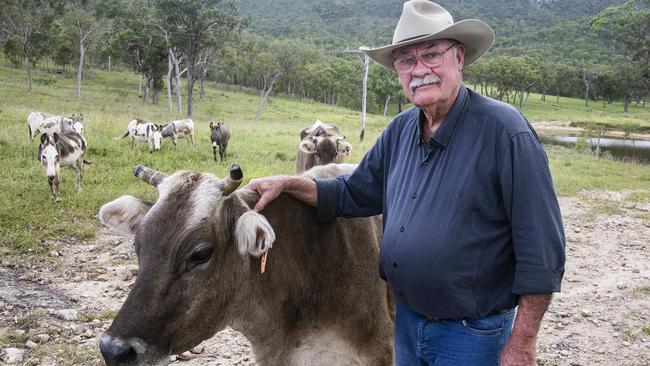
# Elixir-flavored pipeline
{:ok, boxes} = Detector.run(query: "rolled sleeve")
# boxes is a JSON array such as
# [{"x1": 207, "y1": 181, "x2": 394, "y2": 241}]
[
  {"x1": 501, "y1": 131, "x2": 566, "y2": 295},
  {"x1": 315, "y1": 178, "x2": 339, "y2": 222}
]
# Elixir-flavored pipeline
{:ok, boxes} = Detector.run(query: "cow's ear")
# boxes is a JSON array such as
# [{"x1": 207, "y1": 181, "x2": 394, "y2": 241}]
[
  {"x1": 98, "y1": 195, "x2": 153, "y2": 236},
  {"x1": 299, "y1": 139, "x2": 316, "y2": 154},
  {"x1": 337, "y1": 141, "x2": 352, "y2": 155},
  {"x1": 231, "y1": 196, "x2": 275, "y2": 257}
]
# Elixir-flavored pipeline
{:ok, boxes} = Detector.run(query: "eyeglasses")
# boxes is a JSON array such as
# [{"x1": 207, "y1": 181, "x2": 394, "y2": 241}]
[{"x1": 393, "y1": 42, "x2": 459, "y2": 74}]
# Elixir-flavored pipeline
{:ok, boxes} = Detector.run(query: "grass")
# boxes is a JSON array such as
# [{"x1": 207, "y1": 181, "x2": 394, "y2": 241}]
[{"x1": 1, "y1": 58, "x2": 649, "y2": 255}]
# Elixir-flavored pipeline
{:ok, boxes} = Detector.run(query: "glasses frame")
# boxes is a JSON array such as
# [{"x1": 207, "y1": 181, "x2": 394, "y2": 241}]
[{"x1": 393, "y1": 42, "x2": 459, "y2": 75}]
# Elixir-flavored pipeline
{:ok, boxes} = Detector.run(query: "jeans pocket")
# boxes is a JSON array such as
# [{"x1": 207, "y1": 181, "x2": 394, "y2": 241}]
[{"x1": 460, "y1": 316, "x2": 503, "y2": 336}]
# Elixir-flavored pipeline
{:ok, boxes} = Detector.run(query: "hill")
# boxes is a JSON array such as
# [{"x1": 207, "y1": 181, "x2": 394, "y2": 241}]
[{"x1": 239, "y1": 0, "x2": 626, "y2": 64}]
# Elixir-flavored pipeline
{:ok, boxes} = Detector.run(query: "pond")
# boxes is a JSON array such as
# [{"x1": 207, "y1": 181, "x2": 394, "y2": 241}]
[{"x1": 540, "y1": 135, "x2": 650, "y2": 164}]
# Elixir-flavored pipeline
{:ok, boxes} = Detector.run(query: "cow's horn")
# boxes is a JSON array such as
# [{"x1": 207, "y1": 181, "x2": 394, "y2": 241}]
[
  {"x1": 221, "y1": 164, "x2": 243, "y2": 195},
  {"x1": 134, "y1": 165, "x2": 167, "y2": 187}
]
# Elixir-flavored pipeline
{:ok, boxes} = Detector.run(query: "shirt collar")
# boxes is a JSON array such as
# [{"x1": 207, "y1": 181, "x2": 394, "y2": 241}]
[{"x1": 417, "y1": 85, "x2": 469, "y2": 149}]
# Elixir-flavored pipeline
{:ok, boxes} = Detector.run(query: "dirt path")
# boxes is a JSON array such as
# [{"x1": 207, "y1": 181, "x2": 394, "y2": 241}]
[{"x1": 1, "y1": 192, "x2": 649, "y2": 365}]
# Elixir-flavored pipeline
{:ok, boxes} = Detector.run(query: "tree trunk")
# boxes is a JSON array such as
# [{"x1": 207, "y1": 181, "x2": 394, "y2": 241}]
[
  {"x1": 108, "y1": 56, "x2": 111, "y2": 71},
  {"x1": 138, "y1": 76, "x2": 142, "y2": 97},
  {"x1": 23, "y1": 42, "x2": 32, "y2": 92},
  {"x1": 167, "y1": 52, "x2": 173, "y2": 111},
  {"x1": 76, "y1": 43, "x2": 85, "y2": 98},
  {"x1": 255, "y1": 70, "x2": 284, "y2": 120},
  {"x1": 583, "y1": 79, "x2": 590, "y2": 107},
  {"x1": 200, "y1": 67, "x2": 206, "y2": 101},
  {"x1": 187, "y1": 66, "x2": 194, "y2": 117},
  {"x1": 143, "y1": 75, "x2": 151, "y2": 104},
  {"x1": 172, "y1": 52, "x2": 182, "y2": 114},
  {"x1": 383, "y1": 95, "x2": 391, "y2": 116},
  {"x1": 152, "y1": 84, "x2": 159, "y2": 104},
  {"x1": 518, "y1": 89, "x2": 524, "y2": 111},
  {"x1": 556, "y1": 87, "x2": 560, "y2": 104},
  {"x1": 360, "y1": 54, "x2": 369, "y2": 142}
]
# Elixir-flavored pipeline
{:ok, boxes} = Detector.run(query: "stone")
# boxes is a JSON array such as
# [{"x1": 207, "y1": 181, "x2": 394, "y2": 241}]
[
  {"x1": 191, "y1": 345, "x2": 205, "y2": 354},
  {"x1": 178, "y1": 351, "x2": 193, "y2": 360},
  {"x1": 36, "y1": 333, "x2": 50, "y2": 343},
  {"x1": 25, "y1": 341, "x2": 38, "y2": 349},
  {"x1": 2, "y1": 348, "x2": 25, "y2": 364},
  {"x1": 53, "y1": 309, "x2": 79, "y2": 321}
]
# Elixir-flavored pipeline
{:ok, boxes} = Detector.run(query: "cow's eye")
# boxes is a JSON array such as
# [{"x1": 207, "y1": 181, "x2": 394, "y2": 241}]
[{"x1": 187, "y1": 245, "x2": 214, "y2": 271}]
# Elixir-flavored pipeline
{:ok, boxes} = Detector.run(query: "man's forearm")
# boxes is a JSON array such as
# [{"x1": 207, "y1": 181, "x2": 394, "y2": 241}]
[
  {"x1": 501, "y1": 294, "x2": 552, "y2": 365},
  {"x1": 283, "y1": 176, "x2": 317, "y2": 207}
]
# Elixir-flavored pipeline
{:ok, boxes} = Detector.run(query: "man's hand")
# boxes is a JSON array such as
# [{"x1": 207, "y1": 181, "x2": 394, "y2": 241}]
[
  {"x1": 500, "y1": 294, "x2": 552, "y2": 366},
  {"x1": 245, "y1": 175, "x2": 317, "y2": 212},
  {"x1": 245, "y1": 176, "x2": 291, "y2": 212}
]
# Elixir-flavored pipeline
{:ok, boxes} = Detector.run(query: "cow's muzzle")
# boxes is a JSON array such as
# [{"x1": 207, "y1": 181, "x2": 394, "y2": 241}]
[{"x1": 99, "y1": 332, "x2": 139, "y2": 365}]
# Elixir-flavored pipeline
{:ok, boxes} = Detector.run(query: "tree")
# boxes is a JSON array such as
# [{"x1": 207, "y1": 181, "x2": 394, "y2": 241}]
[
  {"x1": 157, "y1": 0, "x2": 243, "y2": 117},
  {"x1": 62, "y1": 1, "x2": 110, "y2": 98},
  {"x1": 0, "y1": 0, "x2": 53, "y2": 91}
]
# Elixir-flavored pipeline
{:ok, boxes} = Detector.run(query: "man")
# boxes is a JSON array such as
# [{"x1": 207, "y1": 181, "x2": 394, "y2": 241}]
[{"x1": 247, "y1": 1, "x2": 565, "y2": 365}]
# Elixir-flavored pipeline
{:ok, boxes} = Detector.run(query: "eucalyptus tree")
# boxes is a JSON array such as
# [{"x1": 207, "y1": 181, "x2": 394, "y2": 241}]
[
  {"x1": 0, "y1": 0, "x2": 54, "y2": 91},
  {"x1": 61, "y1": 0, "x2": 110, "y2": 98},
  {"x1": 156, "y1": 0, "x2": 243, "y2": 117},
  {"x1": 368, "y1": 63, "x2": 401, "y2": 116}
]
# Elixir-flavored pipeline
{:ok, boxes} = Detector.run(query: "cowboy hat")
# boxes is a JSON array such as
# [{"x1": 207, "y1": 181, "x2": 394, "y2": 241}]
[{"x1": 360, "y1": 0, "x2": 494, "y2": 70}]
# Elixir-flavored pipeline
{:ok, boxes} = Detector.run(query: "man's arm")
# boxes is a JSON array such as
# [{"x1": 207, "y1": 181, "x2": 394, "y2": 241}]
[
  {"x1": 246, "y1": 175, "x2": 317, "y2": 212},
  {"x1": 500, "y1": 294, "x2": 552, "y2": 366}
]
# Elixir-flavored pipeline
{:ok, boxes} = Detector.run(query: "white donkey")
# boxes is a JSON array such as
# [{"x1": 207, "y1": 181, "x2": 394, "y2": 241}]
[
  {"x1": 37, "y1": 131, "x2": 87, "y2": 201},
  {"x1": 161, "y1": 118, "x2": 195, "y2": 147},
  {"x1": 28, "y1": 111, "x2": 75, "y2": 141},
  {"x1": 70, "y1": 113, "x2": 85, "y2": 136},
  {"x1": 121, "y1": 119, "x2": 162, "y2": 153}
]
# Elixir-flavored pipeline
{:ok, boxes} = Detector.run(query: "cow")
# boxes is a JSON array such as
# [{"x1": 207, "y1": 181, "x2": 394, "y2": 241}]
[
  {"x1": 27, "y1": 111, "x2": 75, "y2": 141},
  {"x1": 210, "y1": 121, "x2": 230, "y2": 162},
  {"x1": 160, "y1": 118, "x2": 195, "y2": 147},
  {"x1": 97, "y1": 164, "x2": 394, "y2": 366},
  {"x1": 120, "y1": 119, "x2": 162, "y2": 153},
  {"x1": 295, "y1": 121, "x2": 352, "y2": 173},
  {"x1": 37, "y1": 131, "x2": 87, "y2": 201},
  {"x1": 299, "y1": 120, "x2": 340, "y2": 141}
]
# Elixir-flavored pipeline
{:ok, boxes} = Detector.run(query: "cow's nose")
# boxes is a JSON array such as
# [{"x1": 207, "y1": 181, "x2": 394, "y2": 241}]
[{"x1": 99, "y1": 333, "x2": 138, "y2": 365}]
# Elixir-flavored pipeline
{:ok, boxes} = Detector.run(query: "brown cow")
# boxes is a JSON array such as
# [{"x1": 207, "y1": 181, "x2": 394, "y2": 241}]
[
  {"x1": 295, "y1": 121, "x2": 352, "y2": 173},
  {"x1": 97, "y1": 164, "x2": 393, "y2": 366}
]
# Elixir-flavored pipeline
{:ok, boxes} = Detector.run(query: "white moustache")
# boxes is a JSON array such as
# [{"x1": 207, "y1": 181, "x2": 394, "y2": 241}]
[{"x1": 409, "y1": 75, "x2": 441, "y2": 92}]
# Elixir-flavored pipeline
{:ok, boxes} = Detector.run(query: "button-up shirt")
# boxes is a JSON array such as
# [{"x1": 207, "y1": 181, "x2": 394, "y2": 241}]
[{"x1": 315, "y1": 85, "x2": 565, "y2": 319}]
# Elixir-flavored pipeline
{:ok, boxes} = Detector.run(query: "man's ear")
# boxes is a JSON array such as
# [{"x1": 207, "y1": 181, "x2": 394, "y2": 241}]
[
  {"x1": 229, "y1": 194, "x2": 275, "y2": 257},
  {"x1": 98, "y1": 195, "x2": 153, "y2": 236}
]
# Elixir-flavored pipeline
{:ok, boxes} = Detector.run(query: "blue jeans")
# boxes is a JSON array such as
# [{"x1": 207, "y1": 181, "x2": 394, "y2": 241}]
[{"x1": 394, "y1": 303, "x2": 516, "y2": 366}]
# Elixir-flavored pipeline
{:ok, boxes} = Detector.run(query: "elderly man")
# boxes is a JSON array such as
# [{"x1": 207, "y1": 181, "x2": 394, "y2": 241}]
[{"x1": 247, "y1": 1, "x2": 565, "y2": 365}]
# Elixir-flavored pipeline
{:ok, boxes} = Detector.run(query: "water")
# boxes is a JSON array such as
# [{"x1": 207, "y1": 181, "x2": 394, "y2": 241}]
[{"x1": 540, "y1": 135, "x2": 650, "y2": 164}]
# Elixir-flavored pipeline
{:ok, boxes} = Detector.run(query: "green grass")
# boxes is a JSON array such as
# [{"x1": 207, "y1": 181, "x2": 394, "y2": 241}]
[{"x1": 1, "y1": 60, "x2": 649, "y2": 255}]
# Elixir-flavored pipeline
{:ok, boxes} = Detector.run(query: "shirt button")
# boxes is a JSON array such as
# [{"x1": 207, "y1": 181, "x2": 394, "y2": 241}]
[
  {"x1": 424, "y1": 161, "x2": 428, "y2": 165},
  {"x1": 399, "y1": 226, "x2": 404, "y2": 232},
  {"x1": 393, "y1": 262, "x2": 398, "y2": 268},
  {"x1": 411, "y1": 193, "x2": 417, "y2": 199}
]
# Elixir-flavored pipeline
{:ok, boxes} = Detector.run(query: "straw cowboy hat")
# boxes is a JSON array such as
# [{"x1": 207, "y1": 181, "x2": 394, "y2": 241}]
[{"x1": 360, "y1": 0, "x2": 495, "y2": 70}]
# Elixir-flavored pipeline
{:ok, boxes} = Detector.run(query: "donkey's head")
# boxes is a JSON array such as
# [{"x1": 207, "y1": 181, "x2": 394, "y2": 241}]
[{"x1": 38, "y1": 133, "x2": 60, "y2": 183}]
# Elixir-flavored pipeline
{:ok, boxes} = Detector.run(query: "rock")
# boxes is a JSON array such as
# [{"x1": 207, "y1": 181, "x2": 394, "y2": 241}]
[
  {"x1": 617, "y1": 282, "x2": 627, "y2": 289},
  {"x1": 169, "y1": 355, "x2": 177, "y2": 362},
  {"x1": 53, "y1": 309, "x2": 79, "y2": 321},
  {"x1": 560, "y1": 350, "x2": 570, "y2": 356},
  {"x1": 178, "y1": 351, "x2": 193, "y2": 360},
  {"x1": 14, "y1": 329, "x2": 26, "y2": 336},
  {"x1": 36, "y1": 333, "x2": 50, "y2": 343},
  {"x1": 25, "y1": 341, "x2": 38, "y2": 349},
  {"x1": 191, "y1": 345, "x2": 205, "y2": 354},
  {"x1": 580, "y1": 309, "x2": 591, "y2": 317},
  {"x1": 632, "y1": 269, "x2": 640, "y2": 273},
  {"x1": 2, "y1": 348, "x2": 25, "y2": 364}
]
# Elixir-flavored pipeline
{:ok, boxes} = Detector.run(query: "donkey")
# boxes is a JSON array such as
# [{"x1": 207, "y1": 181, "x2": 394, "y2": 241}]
[
  {"x1": 210, "y1": 121, "x2": 230, "y2": 162},
  {"x1": 121, "y1": 119, "x2": 162, "y2": 153},
  {"x1": 161, "y1": 119, "x2": 195, "y2": 147},
  {"x1": 70, "y1": 113, "x2": 85, "y2": 136},
  {"x1": 37, "y1": 131, "x2": 87, "y2": 201},
  {"x1": 28, "y1": 111, "x2": 75, "y2": 141}
]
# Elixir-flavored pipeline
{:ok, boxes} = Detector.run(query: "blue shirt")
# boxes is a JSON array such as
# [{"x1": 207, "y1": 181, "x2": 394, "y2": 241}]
[{"x1": 315, "y1": 86, "x2": 566, "y2": 319}]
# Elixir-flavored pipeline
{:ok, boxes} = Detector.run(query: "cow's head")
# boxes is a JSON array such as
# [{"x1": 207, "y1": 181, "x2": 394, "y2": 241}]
[
  {"x1": 38, "y1": 133, "x2": 60, "y2": 183},
  {"x1": 97, "y1": 164, "x2": 274, "y2": 365},
  {"x1": 299, "y1": 134, "x2": 353, "y2": 165}
]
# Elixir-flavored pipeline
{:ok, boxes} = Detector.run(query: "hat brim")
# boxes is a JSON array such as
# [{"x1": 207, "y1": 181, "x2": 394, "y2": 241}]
[{"x1": 360, "y1": 19, "x2": 495, "y2": 70}]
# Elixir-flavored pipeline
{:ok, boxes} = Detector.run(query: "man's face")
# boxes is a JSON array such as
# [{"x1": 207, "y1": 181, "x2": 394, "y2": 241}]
[{"x1": 393, "y1": 40, "x2": 465, "y2": 110}]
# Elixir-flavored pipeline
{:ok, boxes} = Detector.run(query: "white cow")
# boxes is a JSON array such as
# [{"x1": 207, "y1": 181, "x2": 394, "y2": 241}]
[
  {"x1": 161, "y1": 118, "x2": 195, "y2": 146},
  {"x1": 27, "y1": 112, "x2": 74, "y2": 141},
  {"x1": 121, "y1": 119, "x2": 162, "y2": 153}
]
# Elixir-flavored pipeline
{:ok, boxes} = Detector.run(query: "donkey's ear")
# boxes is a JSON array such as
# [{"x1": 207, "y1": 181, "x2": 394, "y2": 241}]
[
  {"x1": 98, "y1": 195, "x2": 153, "y2": 236},
  {"x1": 40, "y1": 133, "x2": 48, "y2": 144},
  {"x1": 52, "y1": 133, "x2": 60, "y2": 143},
  {"x1": 209, "y1": 122, "x2": 214, "y2": 129}
]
